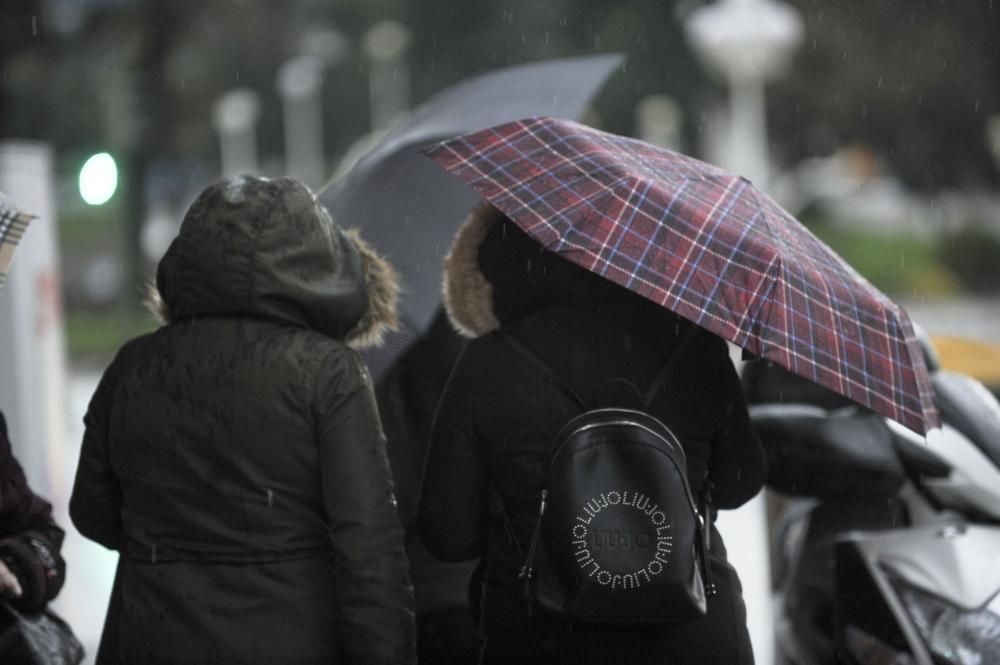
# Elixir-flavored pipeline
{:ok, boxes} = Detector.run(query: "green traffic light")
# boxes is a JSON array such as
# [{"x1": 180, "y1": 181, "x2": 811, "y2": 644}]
[{"x1": 79, "y1": 152, "x2": 118, "y2": 205}]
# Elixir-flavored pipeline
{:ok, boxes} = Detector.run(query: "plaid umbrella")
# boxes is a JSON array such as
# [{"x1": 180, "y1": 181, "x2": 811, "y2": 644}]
[
  {"x1": 424, "y1": 116, "x2": 939, "y2": 434},
  {"x1": 0, "y1": 193, "x2": 34, "y2": 291}
]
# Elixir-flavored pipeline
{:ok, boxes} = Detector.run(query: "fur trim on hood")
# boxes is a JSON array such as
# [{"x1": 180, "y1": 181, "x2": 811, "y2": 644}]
[
  {"x1": 341, "y1": 228, "x2": 400, "y2": 349},
  {"x1": 442, "y1": 203, "x2": 502, "y2": 337},
  {"x1": 444, "y1": 202, "x2": 638, "y2": 338}
]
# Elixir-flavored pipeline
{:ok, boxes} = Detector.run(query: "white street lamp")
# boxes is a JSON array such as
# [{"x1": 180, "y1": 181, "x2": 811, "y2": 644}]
[
  {"x1": 363, "y1": 20, "x2": 412, "y2": 132},
  {"x1": 277, "y1": 55, "x2": 326, "y2": 188},
  {"x1": 212, "y1": 88, "x2": 261, "y2": 177},
  {"x1": 301, "y1": 23, "x2": 352, "y2": 68},
  {"x1": 685, "y1": 0, "x2": 804, "y2": 186}
]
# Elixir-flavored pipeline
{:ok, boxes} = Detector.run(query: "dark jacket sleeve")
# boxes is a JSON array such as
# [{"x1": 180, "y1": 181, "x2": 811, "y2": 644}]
[
  {"x1": 707, "y1": 352, "x2": 767, "y2": 509},
  {"x1": 0, "y1": 412, "x2": 66, "y2": 611},
  {"x1": 69, "y1": 355, "x2": 126, "y2": 552},
  {"x1": 416, "y1": 346, "x2": 489, "y2": 562},
  {"x1": 314, "y1": 349, "x2": 416, "y2": 665}
]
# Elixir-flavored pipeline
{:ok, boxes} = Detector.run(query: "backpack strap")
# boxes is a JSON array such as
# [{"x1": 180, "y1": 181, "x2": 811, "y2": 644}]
[
  {"x1": 495, "y1": 330, "x2": 588, "y2": 410},
  {"x1": 640, "y1": 323, "x2": 701, "y2": 409},
  {"x1": 496, "y1": 321, "x2": 702, "y2": 411}
]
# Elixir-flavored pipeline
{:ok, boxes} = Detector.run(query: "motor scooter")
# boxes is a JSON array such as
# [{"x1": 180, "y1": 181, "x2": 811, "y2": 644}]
[{"x1": 744, "y1": 347, "x2": 1000, "y2": 665}]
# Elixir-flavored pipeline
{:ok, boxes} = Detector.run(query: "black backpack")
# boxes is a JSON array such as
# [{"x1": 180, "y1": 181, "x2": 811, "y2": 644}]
[{"x1": 496, "y1": 325, "x2": 715, "y2": 625}]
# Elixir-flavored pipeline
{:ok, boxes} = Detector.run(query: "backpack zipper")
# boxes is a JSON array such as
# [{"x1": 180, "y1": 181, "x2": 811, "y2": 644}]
[
  {"x1": 518, "y1": 489, "x2": 548, "y2": 583},
  {"x1": 552, "y1": 416, "x2": 687, "y2": 466},
  {"x1": 551, "y1": 419, "x2": 699, "y2": 516}
]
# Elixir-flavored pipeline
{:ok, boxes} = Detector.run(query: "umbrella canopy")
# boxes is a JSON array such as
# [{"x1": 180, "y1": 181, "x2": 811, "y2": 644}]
[
  {"x1": 0, "y1": 193, "x2": 34, "y2": 291},
  {"x1": 319, "y1": 54, "x2": 622, "y2": 378},
  {"x1": 424, "y1": 116, "x2": 939, "y2": 434}
]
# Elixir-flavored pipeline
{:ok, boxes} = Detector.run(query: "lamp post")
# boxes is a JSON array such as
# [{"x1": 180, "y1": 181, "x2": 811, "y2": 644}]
[
  {"x1": 685, "y1": 3, "x2": 804, "y2": 664},
  {"x1": 276, "y1": 56, "x2": 326, "y2": 187},
  {"x1": 213, "y1": 88, "x2": 261, "y2": 177},
  {"x1": 635, "y1": 94, "x2": 684, "y2": 151},
  {"x1": 685, "y1": 0, "x2": 803, "y2": 187},
  {"x1": 363, "y1": 20, "x2": 412, "y2": 132}
]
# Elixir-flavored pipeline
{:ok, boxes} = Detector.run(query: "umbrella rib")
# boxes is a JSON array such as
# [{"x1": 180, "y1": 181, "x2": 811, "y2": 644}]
[
  {"x1": 746, "y1": 187, "x2": 914, "y2": 412},
  {"x1": 684, "y1": 184, "x2": 777, "y2": 347},
  {"x1": 810, "y1": 263, "x2": 848, "y2": 399},
  {"x1": 740, "y1": 252, "x2": 782, "y2": 359}
]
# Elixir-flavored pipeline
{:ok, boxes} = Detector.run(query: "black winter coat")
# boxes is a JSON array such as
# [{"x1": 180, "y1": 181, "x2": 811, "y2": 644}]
[
  {"x1": 70, "y1": 176, "x2": 415, "y2": 665},
  {"x1": 373, "y1": 311, "x2": 480, "y2": 663},
  {"x1": 417, "y1": 205, "x2": 765, "y2": 665},
  {"x1": 0, "y1": 411, "x2": 65, "y2": 612}
]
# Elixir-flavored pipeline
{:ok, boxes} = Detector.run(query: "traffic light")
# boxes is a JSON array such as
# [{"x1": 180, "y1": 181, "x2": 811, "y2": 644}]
[{"x1": 78, "y1": 152, "x2": 118, "y2": 205}]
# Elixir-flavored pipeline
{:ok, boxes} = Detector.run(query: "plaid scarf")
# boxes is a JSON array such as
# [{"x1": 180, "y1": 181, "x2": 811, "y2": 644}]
[{"x1": 0, "y1": 194, "x2": 34, "y2": 290}]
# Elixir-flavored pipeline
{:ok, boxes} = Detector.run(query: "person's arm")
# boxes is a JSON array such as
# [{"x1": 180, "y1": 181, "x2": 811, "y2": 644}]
[
  {"x1": 69, "y1": 358, "x2": 126, "y2": 552},
  {"x1": 707, "y1": 351, "x2": 767, "y2": 509},
  {"x1": 416, "y1": 346, "x2": 489, "y2": 562},
  {"x1": 315, "y1": 349, "x2": 415, "y2": 665},
  {"x1": 0, "y1": 413, "x2": 66, "y2": 611}
]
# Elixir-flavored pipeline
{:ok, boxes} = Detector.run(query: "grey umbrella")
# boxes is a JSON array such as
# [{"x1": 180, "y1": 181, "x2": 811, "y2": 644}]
[{"x1": 319, "y1": 53, "x2": 623, "y2": 378}]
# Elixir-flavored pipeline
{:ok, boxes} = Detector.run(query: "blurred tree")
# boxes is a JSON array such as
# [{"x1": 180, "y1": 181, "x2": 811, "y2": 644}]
[
  {"x1": 939, "y1": 226, "x2": 1000, "y2": 293},
  {"x1": 404, "y1": 0, "x2": 711, "y2": 147},
  {"x1": 772, "y1": 0, "x2": 1000, "y2": 191},
  {"x1": 3, "y1": 0, "x2": 999, "y2": 201},
  {"x1": 0, "y1": 0, "x2": 51, "y2": 141}
]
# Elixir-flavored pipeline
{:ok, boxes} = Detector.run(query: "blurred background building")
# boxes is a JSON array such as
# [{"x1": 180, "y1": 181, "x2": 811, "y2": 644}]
[{"x1": 1, "y1": 0, "x2": 999, "y2": 662}]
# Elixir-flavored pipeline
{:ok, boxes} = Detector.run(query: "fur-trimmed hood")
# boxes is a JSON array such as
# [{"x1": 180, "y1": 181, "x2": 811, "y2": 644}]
[
  {"x1": 441, "y1": 203, "x2": 503, "y2": 337},
  {"x1": 148, "y1": 175, "x2": 398, "y2": 348},
  {"x1": 443, "y1": 203, "x2": 621, "y2": 338}
]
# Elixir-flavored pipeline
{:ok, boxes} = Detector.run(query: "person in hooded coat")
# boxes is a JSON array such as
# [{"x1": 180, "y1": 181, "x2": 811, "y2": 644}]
[
  {"x1": 417, "y1": 204, "x2": 766, "y2": 665},
  {"x1": 70, "y1": 176, "x2": 416, "y2": 665}
]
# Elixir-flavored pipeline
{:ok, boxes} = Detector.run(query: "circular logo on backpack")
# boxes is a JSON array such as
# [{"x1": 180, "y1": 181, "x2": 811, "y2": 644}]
[{"x1": 571, "y1": 490, "x2": 674, "y2": 591}]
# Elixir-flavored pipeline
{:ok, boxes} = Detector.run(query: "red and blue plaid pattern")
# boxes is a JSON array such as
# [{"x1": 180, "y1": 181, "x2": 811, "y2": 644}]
[
  {"x1": 425, "y1": 116, "x2": 939, "y2": 434},
  {"x1": 0, "y1": 194, "x2": 33, "y2": 291}
]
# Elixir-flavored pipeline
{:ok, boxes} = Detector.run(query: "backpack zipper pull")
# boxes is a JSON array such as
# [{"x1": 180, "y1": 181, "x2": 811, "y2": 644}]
[{"x1": 518, "y1": 489, "x2": 548, "y2": 582}]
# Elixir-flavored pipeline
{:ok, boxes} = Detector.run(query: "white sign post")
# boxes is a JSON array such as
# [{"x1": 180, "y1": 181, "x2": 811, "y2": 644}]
[{"x1": 0, "y1": 141, "x2": 69, "y2": 501}]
